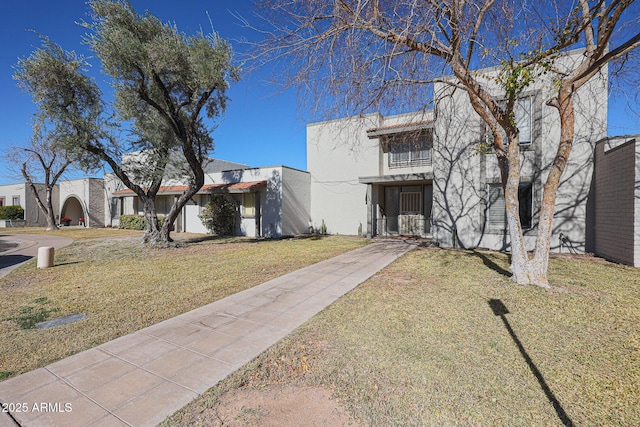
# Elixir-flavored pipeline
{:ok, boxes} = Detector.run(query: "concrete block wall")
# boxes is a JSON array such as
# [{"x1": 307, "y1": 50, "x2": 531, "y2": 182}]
[
  {"x1": 593, "y1": 137, "x2": 639, "y2": 266},
  {"x1": 88, "y1": 178, "x2": 106, "y2": 228}
]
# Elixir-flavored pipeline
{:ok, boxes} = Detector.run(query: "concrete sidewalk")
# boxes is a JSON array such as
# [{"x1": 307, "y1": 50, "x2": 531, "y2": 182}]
[{"x1": 0, "y1": 240, "x2": 413, "y2": 427}]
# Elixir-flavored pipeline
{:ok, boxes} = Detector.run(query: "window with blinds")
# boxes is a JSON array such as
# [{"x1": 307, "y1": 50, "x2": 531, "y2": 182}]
[
  {"x1": 389, "y1": 134, "x2": 432, "y2": 167},
  {"x1": 515, "y1": 96, "x2": 532, "y2": 145},
  {"x1": 491, "y1": 96, "x2": 533, "y2": 146},
  {"x1": 487, "y1": 185, "x2": 506, "y2": 228},
  {"x1": 487, "y1": 183, "x2": 533, "y2": 230}
]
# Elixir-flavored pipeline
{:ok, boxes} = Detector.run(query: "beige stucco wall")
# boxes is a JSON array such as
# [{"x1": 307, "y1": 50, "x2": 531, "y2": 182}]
[
  {"x1": 103, "y1": 173, "x2": 127, "y2": 227},
  {"x1": 0, "y1": 184, "x2": 27, "y2": 210},
  {"x1": 307, "y1": 114, "x2": 381, "y2": 235},
  {"x1": 432, "y1": 49, "x2": 607, "y2": 252},
  {"x1": 306, "y1": 50, "x2": 607, "y2": 251},
  {"x1": 281, "y1": 166, "x2": 311, "y2": 236},
  {"x1": 198, "y1": 166, "x2": 310, "y2": 238},
  {"x1": 59, "y1": 178, "x2": 105, "y2": 227},
  {"x1": 0, "y1": 183, "x2": 59, "y2": 227}
]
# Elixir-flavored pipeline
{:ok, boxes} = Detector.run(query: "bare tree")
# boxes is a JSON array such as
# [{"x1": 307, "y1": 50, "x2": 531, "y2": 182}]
[
  {"x1": 6, "y1": 137, "x2": 73, "y2": 230},
  {"x1": 252, "y1": 0, "x2": 640, "y2": 286}
]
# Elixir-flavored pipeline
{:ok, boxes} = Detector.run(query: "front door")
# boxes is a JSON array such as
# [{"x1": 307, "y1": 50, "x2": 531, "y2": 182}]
[
  {"x1": 399, "y1": 186, "x2": 422, "y2": 235},
  {"x1": 384, "y1": 186, "x2": 399, "y2": 234}
]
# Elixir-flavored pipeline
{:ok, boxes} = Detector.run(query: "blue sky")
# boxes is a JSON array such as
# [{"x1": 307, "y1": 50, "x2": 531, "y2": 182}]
[
  {"x1": 1, "y1": 1, "x2": 639, "y2": 185},
  {"x1": 0, "y1": 0, "x2": 306, "y2": 185}
]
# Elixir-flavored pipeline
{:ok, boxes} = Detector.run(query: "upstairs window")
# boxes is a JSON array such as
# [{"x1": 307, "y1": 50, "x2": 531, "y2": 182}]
[
  {"x1": 515, "y1": 96, "x2": 532, "y2": 145},
  {"x1": 388, "y1": 133, "x2": 432, "y2": 167},
  {"x1": 487, "y1": 182, "x2": 533, "y2": 230},
  {"x1": 491, "y1": 96, "x2": 533, "y2": 146}
]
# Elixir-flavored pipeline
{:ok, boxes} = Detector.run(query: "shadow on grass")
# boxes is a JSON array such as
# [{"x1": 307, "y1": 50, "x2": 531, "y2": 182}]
[
  {"x1": 54, "y1": 261, "x2": 83, "y2": 267},
  {"x1": 180, "y1": 234, "x2": 329, "y2": 245},
  {"x1": 488, "y1": 299, "x2": 574, "y2": 427},
  {"x1": 0, "y1": 255, "x2": 32, "y2": 270},
  {"x1": 471, "y1": 250, "x2": 512, "y2": 278}
]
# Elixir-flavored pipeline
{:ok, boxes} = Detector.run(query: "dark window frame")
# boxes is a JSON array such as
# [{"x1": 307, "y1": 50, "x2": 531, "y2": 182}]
[{"x1": 487, "y1": 182, "x2": 534, "y2": 231}]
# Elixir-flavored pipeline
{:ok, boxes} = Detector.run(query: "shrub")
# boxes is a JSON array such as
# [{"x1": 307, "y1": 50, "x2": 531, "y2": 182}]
[
  {"x1": 119, "y1": 214, "x2": 145, "y2": 230},
  {"x1": 200, "y1": 196, "x2": 236, "y2": 236},
  {"x1": 0, "y1": 205, "x2": 24, "y2": 220},
  {"x1": 119, "y1": 214, "x2": 166, "y2": 230}
]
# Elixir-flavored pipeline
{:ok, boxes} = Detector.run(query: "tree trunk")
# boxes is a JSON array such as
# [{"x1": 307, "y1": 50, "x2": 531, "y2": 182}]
[
  {"x1": 140, "y1": 197, "x2": 167, "y2": 247},
  {"x1": 21, "y1": 163, "x2": 60, "y2": 231},
  {"x1": 503, "y1": 88, "x2": 575, "y2": 288},
  {"x1": 161, "y1": 184, "x2": 201, "y2": 243},
  {"x1": 501, "y1": 134, "x2": 540, "y2": 285},
  {"x1": 44, "y1": 189, "x2": 59, "y2": 230},
  {"x1": 529, "y1": 88, "x2": 576, "y2": 287}
]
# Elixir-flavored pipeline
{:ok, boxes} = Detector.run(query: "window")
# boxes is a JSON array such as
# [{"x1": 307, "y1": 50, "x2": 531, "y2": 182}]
[
  {"x1": 515, "y1": 97, "x2": 532, "y2": 145},
  {"x1": 492, "y1": 96, "x2": 533, "y2": 146},
  {"x1": 12, "y1": 196, "x2": 20, "y2": 206},
  {"x1": 242, "y1": 193, "x2": 255, "y2": 217},
  {"x1": 487, "y1": 183, "x2": 533, "y2": 230},
  {"x1": 0, "y1": 197, "x2": 4, "y2": 206},
  {"x1": 389, "y1": 134, "x2": 432, "y2": 167}
]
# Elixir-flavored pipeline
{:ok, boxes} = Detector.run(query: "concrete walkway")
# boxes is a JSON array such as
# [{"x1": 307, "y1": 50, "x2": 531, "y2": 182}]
[
  {"x1": 0, "y1": 234, "x2": 74, "y2": 280},
  {"x1": 0, "y1": 240, "x2": 413, "y2": 427}
]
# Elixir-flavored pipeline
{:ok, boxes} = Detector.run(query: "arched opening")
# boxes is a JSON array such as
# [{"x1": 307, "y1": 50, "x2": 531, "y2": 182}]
[{"x1": 60, "y1": 196, "x2": 85, "y2": 226}]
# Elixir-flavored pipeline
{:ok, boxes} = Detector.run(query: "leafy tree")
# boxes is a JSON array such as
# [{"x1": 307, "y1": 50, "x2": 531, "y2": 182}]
[
  {"x1": 254, "y1": 0, "x2": 640, "y2": 286},
  {"x1": 13, "y1": 0, "x2": 238, "y2": 246}
]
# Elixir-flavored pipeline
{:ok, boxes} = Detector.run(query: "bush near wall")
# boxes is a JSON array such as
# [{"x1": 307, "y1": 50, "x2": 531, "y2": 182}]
[
  {"x1": 0, "y1": 206, "x2": 25, "y2": 220},
  {"x1": 119, "y1": 214, "x2": 166, "y2": 230},
  {"x1": 200, "y1": 196, "x2": 236, "y2": 236}
]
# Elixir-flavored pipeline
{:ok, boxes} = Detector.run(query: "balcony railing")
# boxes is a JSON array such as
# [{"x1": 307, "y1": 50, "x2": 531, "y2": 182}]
[
  {"x1": 388, "y1": 149, "x2": 432, "y2": 168},
  {"x1": 376, "y1": 215, "x2": 431, "y2": 237}
]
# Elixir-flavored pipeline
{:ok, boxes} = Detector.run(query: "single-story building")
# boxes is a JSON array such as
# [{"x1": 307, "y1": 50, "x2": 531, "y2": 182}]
[{"x1": 109, "y1": 164, "x2": 311, "y2": 237}]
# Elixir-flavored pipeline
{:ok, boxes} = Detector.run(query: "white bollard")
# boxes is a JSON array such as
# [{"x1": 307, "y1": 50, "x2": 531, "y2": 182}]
[{"x1": 37, "y1": 246, "x2": 55, "y2": 269}]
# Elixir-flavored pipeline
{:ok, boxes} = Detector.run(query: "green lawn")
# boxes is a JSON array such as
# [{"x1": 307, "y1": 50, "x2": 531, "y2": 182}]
[
  {"x1": 0, "y1": 234, "x2": 367, "y2": 378},
  {"x1": 165, "y1": 248, "x2": 640, "y2": 426}
]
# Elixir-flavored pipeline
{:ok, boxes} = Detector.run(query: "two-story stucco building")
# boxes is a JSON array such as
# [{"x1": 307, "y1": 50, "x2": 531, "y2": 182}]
[{"x1": 307, "y1": 50, "x2": 607, "y2": 254}]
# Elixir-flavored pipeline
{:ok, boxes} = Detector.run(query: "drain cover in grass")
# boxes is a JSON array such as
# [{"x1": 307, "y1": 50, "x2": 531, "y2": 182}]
[{"x1": 36, "y1": 313, "x2": 89, "y2": 329}]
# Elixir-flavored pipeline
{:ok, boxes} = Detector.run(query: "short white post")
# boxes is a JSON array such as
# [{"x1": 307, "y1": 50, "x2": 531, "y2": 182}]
[{"x1": 37, "y1": 246, "x2": 55, "y2": 269}]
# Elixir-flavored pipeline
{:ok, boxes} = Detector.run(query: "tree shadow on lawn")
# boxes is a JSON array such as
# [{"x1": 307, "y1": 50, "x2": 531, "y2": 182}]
[
  {"x1": 488, "y1": 299, "x2": 574, "y2": 427},
  {"x1": 470, "y1": 249, "x2": 512, "y2": 278},
  {"x1": 180, "y1": 234, "x2": 330, "y2": 245}
]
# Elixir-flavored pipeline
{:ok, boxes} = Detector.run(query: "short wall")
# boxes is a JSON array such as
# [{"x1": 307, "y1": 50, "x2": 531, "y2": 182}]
[
  {"x1": 593, "y1": 136, "x2": 640, "y2": 266},
  {"x1": 0, "y1": 220, "x2": 26, "y2": 228}
]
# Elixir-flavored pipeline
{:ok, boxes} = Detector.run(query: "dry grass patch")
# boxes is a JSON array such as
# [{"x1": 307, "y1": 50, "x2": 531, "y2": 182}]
[
  {"x1": 0, "y1": 235, "x2": 367, "y2": 378},
  {"x1": 0, "y1": 226, "x2": 142, "y2": 240},
  {"x1": 165, "y1": 248, "x2": 640, "y2": 427}
]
